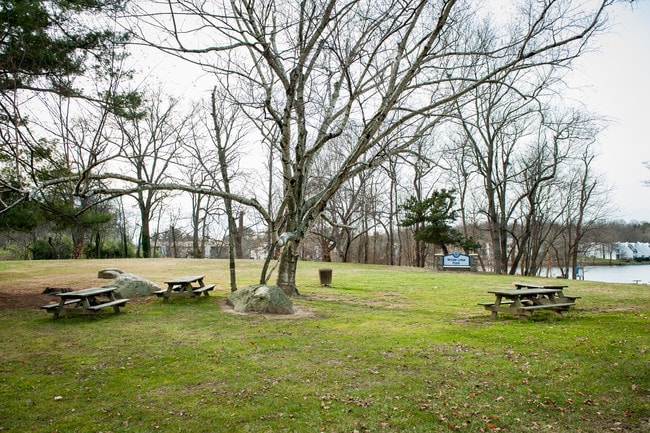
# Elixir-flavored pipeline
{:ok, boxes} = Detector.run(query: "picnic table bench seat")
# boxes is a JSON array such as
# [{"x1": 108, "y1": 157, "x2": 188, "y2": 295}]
[
  {"x1": 192, "y1": 284, "x2": 215, "y2": 295},
  {"x1": 478, "y1": 301, "x2": 514, "y2": 307},
  {"x1": 86, "y1": 299, "x2": 129, "y2": 311},
  {"x1": 518, "y1": 302, "x2": 575, "y2": 311},
  {"x1": 40, "y1": 298, "x2": 82, "y2": 310},
  {"x1": 154, "y1": 285, "x2": 215, "y2": 296}
]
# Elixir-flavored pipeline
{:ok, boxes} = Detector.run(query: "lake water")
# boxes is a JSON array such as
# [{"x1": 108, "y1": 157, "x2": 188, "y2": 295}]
[{"x1": 546, "y1": 265, "x2": 650, "y2": 285}]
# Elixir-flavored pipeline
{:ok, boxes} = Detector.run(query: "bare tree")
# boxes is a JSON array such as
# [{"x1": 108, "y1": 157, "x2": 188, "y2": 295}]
[
  {"x1": 314, "y1": 155, "x2": 376, "y2": 264},
  {"x1": 382, "y1": 156, "x2": 402, "y2": 266},
  {"x1": 117, "y1": 90, "x2": 190, "y2": 258},
  {"x1": 187, "y1": 176, "x2": 219, "y2": 259},
  {"x1": 558, "y1": 138, "x2": 610, "y2": 278},
  {"x1": 210, "y1": 89, "x2": 246, "y2": 291},
  {"x1": 116, "y1": 0, "x2": 612, "y2": 294},
  {"x1": 507, "y1": 112, "x2": 570, "y2": 275},
  {"x1": 452, "y1": 68, "x2": 547, "y2": 273},
  {"x1": 182, "y1": 86, "x2": 251, "y2": 289},
  {"x1": 5, "y1": 40, "x2": 134, "y2": 258}
]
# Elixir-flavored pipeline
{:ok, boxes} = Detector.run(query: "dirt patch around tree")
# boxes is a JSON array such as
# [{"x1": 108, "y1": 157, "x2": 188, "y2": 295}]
[
  {"x1": 0, "y1": 291, "x2": 56, "y2": 310},
  {"x1": 0, "y1": 278, "x2": 64, "y2": 310}
]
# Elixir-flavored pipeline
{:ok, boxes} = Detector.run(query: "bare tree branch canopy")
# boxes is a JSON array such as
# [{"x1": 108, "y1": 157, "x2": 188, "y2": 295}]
[{"x1": 127, "y1": 0, "x2": 613, "y2": 294}]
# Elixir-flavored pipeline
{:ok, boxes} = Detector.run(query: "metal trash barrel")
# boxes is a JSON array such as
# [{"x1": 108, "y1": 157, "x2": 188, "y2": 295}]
[{"x1": 319, "y1": 268, "x2": 332, "y2": 286}]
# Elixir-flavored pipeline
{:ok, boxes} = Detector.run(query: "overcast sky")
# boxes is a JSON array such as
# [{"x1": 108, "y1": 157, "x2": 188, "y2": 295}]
[
  {"x1": 568, "y1": 1, "x2": 650, "y2": 222},
  {"x1": 138, "y1": 1, "x2": 650, "y2": 223}
]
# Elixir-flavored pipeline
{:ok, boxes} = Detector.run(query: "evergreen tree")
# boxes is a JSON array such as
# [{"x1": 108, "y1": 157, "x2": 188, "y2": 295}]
[
  {"x1": 400, "y1": 189, "x2": 464, "y2": 255},
  {"x1": 0, "y1": 0, "x2": 127, "y2": 95}
]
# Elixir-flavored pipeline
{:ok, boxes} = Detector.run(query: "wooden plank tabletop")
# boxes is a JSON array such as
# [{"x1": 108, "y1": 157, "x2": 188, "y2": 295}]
[
  {"x1": 58, "y1": 286, "x2": 116, "y2": 298},
  {"x1": 488, "y1": 288, "x2": 562, "y2": 296},
  {"x1": 513, "y1": 282, "x2": 568, "y2": 289},
  {"x1": 165, "y1": 275, "x2": 205, "y2": 284}
]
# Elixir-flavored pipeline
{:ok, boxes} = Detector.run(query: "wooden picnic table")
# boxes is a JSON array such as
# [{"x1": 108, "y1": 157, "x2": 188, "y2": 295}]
[
  {"x1": 479, "y1": 286, "x2": 578, "y2": 319},
  {"x1": 41, "y1": 286, "x2": 129, "y2": 319},
  {"x1": 154, "y1": 275, "x2": 215, "y2": 302}
]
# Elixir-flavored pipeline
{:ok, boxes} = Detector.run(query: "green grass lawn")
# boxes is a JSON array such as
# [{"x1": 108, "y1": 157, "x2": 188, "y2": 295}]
[{"x1": 0, "y1": 259, "x2": 648, "y2": 432}]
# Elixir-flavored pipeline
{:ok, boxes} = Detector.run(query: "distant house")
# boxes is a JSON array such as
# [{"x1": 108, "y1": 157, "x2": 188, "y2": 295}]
[
  {"x1": 612, "y1": 242, "x2": 650, "y2": 260},
  {"x1": 583, "y1": 243, "x2": 617, "y2": 260},
  {"x1": 612, "y1": 243, "x2": 633, "y2": 260},
  {"x1": 633, "y1": 242, "x2": 650, "y2": 259}
]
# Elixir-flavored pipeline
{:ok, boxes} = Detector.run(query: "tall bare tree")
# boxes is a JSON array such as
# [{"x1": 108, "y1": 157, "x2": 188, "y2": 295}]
[
  {"x1": 559, "y1": 137, "x2": 610, "y2": 278},
  {"x1": 118, "y1": 0, "x2": 612, "y2": 294},
  {"x1": 210, "y1": 89, "x2": 246, "y2": 291},
  {"x1": 117, "y1": 90, "x2": 190, "y2": 258}
]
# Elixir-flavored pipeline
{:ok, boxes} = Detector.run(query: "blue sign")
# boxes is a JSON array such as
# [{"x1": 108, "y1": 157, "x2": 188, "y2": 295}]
[{"x1": 443, "y1": 252, "x2": 470, "y2": 267}]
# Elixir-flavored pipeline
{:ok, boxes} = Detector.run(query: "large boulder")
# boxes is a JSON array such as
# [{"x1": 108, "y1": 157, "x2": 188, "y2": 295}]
[
  {"x1": 98, "y1": 270, "x2": 161, "y2": 298},
  {"x1": 227, "y1": 284, "x2": 294, "y2": 315}
]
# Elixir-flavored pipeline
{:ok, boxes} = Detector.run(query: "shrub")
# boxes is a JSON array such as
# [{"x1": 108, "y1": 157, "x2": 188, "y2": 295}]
[{"x1": 31, "y1": 236, "x2": 73, "y2": 259}]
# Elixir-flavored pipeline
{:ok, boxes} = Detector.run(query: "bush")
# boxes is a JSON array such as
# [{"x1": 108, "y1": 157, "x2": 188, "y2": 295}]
[
  {"x1": 31, "y1": 236, "x2": 73, "y2": 260},
  {"x1": 84, "y1": 238, "x2": 136, "y2": 259}
]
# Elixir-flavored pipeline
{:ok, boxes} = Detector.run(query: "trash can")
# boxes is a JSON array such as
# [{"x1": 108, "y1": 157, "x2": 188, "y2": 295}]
[{"x1": 319, "y1": 268, "x2": 332, "y2": 286}]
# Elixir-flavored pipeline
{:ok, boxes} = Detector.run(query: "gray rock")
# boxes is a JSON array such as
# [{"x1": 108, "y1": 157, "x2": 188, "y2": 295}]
[
  {"x1": 227, "y1": 284, "x2": 294, "y2": 315},
  {"x1": 97, "y1": 268, "x2": 124, "y2": 279},
  {"x1": 100, "y1": 271, "x2": 161, "y2": 298}
]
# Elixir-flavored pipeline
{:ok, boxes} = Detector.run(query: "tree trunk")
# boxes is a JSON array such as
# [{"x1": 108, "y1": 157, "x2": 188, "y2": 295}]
[
  {"x1": 94, "y1": 232, "x2": 101, "y2": 259},
  {"x1": 71, "y1": 228, "x2": 84, "y2": 259},
  {"x1": 140, "y1": 224, "x2": 151, "y2": 258},
  {"x1": 226, "y1": 209, "x2": 238, "y2": 291},
  {"x1": 192, "y1": 214, "x2": 201, "y2": 258},
  {"x1": 235, "y1": 211, "x2": 244, "y2": 259},
  {"x1": 276, "y1": 241, "x2": 300, "y2": 297},
  {"x1": 170, "y1": 225, "x2": 178, "y2": 258},
  {"x1": 140, "y1": 204, "x2": 152, "y2": 258},
  {"x1": 119, "y1": 199, "x2": 129, "y2": 258},
  {"x1": 320, "y1": 236, "x2": 332, "y2": 262},
  {"x1": 488, "y1": 223, "x2": 502, "y2": 274}
]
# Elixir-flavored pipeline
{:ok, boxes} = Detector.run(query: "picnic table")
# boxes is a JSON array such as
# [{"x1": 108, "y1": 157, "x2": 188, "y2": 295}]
[
  {"x1": 154, "y1": 275, "x2": 215, "y2": 302},
  {"x1": 480, "y1": 283, "x2": 579, "y2": 319},
  {"x1": 41, "y1": 287, "x2": 129, "y2": 319}
]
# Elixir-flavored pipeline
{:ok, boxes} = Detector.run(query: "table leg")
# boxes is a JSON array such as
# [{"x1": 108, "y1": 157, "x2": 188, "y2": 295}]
[
  {"x1": 491, "y1": 295, "x2": 502, "y2": 318},
  {"x1": 549, "y1": 293, "x2": 565, "y2": 315},
  {"x1": 83, "y1": 297, "x2": 91, "y2": 309},
  {"x1": 162, "y1": 284, "x2": 177, "y2": 302},
  {"x1": 511, "y1": 297, "x2": 528, "y2": 319},
  {"x1": 108, "y1": 290, "x2": 121, "y2": 313},
  {"x1": 53, "y1": 298, "x2": 65, "y2": 319}
]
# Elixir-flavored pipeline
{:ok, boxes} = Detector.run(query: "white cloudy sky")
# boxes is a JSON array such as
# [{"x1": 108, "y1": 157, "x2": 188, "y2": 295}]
[
  {"x1": 137, "y1": 1, "x2": 650, "y2": 223},
  {"x1": 567, "y1": 1, "x2": 650, "y2": 222}
]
